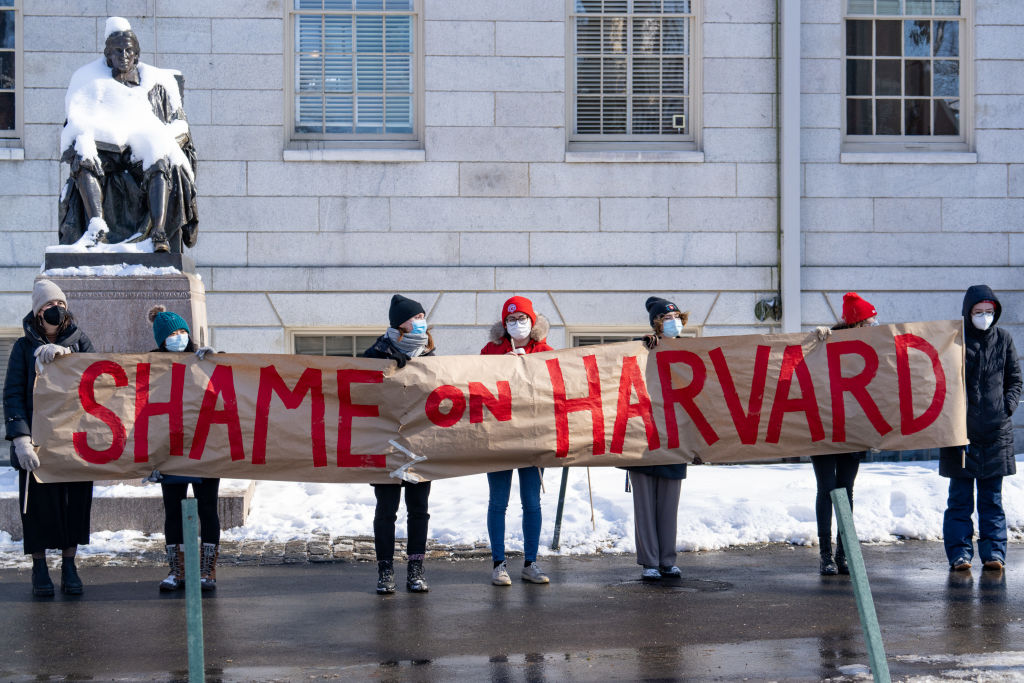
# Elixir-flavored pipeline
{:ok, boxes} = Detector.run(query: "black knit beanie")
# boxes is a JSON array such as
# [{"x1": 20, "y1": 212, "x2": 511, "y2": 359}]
[
  {"x1": 645, "y1": 296, "x2": 680, "y2": 327},
  {"x1": 389, "y1": 294, "x2": 425, "y2": 329}
]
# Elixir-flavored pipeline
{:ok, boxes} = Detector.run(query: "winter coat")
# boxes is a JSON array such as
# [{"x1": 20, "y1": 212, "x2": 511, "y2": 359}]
[
  {"x1": 480, "y1": 314, "x2": 554, "y2": 355},
  {"x1": 363, "y1": 333, "x2": 436, "y2": 363},
  {"x1": 4, "y1": 312, "x2": 95, "y2": 469},
  {"x1": 939, "y1": 285, "x2": 1022, "y2": 480}
]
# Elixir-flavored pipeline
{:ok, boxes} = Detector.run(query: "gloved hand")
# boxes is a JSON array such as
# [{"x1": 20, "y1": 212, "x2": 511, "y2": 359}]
[
  {"x1": 195, "y1": 346, "x2": 216, "y2": 360},
  {"x1": 142, "y1": 469, "x2": 164, "y2": 484},
  {"x1": 13, "y1": 436, "x2": 39, "y2": 471},
  {"x1": 393, "y1": 351, "x2": 410, "y2": 368},
  {"x1": 506, "y1": 347, "x2": 525, "y2": 356},
  {"x1": 34, "y1": 344, "x2": 72, "y2": 371},
  {"x1": 642, "y1": 334, "x2": 660, "y2": 350},
  {"x1": 814, "y1": 326, "x2": 832, "y2": 342}
]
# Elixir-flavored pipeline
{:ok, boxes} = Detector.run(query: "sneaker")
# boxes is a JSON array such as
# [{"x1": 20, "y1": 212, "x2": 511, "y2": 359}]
[
  {"x1": 491, "y1": 561, "x2": 512, "y2": 586},
  {"x1": 983, "y1": 558, "x2": 1005, "y2": 571},
  {"x1": 659, "y1": 565, "x2": 682, "y2": 577},
  {"x1": 641, "y1": 567, "x2": 661, "y2": 581},
  {"x1": 950, "y1": 556, "x2": 972, "y2": 571},
  {"x1": 521, "y1": 562, "x2": 550, "y2": 584}
]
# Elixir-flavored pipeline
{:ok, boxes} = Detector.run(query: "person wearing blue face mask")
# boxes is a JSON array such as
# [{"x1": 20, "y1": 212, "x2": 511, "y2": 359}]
[
  {"x1": 147, "y1": 305, "x2": 220, "y2": 592},
  {"x1": 624, "y1": 297, "x2": 690, "y2": 581},
  {"x1": 362, "y1": 294, "x2": 435, "y2": 594}
]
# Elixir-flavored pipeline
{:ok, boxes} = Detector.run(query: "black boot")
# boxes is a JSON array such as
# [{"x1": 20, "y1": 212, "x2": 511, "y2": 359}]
[
  {"x1": 31, "y1": 558, "x2": 54, "y2": 597},
  {"x1": 376, "y1": 560, "x2": 396, "y2": 594},
  {"x1": 835, "y1": 537, "x2": 850, "y2": 575},
  {"x1": 407, "y1": 559, "x2": 429, "y2": 593},
  {"x1": 61, "y1": 557, "x2": 83, "y2": 595},
  {"x1": 819, "y1": 538, "x2": 838, "y2": 576}
]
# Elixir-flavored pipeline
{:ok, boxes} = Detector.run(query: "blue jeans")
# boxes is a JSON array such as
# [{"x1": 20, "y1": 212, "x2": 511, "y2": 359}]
[
  {"x1": 487, "y1": 468, "x2": 542, "y2": 563},
  {"x1": 943, "y1": 476, "x2": 1006, "y2": 565}
]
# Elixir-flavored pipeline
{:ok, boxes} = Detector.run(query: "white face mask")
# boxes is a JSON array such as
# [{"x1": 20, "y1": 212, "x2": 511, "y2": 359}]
[
  {"x1": 506, "y1": 319, "x2": 532, "y2": 341},
  {"x1": 661, "y1": 317, "x2": 683, "y2": 338},
  {"x1": 972, "y1": 312, "x2": 994, "y2": 331}
]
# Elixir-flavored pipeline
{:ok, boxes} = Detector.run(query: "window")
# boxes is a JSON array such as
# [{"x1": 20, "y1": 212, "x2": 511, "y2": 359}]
[
  {"x1": 287, "y1": 0, "x2": 419, "y2": 144},
  {"x1": 568, "y1": 0, "x2": 699, "y2": 149},
  {"x1": 293, "y1": 331, "x2": 380, "y2": 357},
  {"x1": 0, "y1": 0, "x2": 19, "y2": 139},
  {"x1": 844, "y1": 0, "x2": 969, "y2": 150},
  {"x1": 571, "y1": 327, "x2": 698, "y2": 347}
]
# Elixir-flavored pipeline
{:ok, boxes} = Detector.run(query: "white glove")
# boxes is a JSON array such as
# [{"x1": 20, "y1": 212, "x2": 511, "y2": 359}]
[
  {"x1": 13, "y1": 435, "x2": 39, "y2": 471},
  {"x1": 34, "y1": 344, "x2": 72, "y2": 372},
  {"x1": 195, "y1": 346, "x2": 216, "y2": 360},
  {"x1": 815, "y1": 326, "x2": 832, "y2": 342}
]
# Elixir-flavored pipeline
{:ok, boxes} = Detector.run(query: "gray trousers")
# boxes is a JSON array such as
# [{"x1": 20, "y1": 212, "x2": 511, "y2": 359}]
[{"x1": 629, "y1": 471, "x2": 682, "y2": 568}]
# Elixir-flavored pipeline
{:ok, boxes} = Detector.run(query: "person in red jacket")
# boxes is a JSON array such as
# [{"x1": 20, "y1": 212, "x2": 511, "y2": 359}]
[{"x1": 480, "y1": 296, "x2": 554, "y2": 585}]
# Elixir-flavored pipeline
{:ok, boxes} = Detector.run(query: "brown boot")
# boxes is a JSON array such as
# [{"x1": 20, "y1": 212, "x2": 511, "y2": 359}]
[
  {"x1": 200, "y1": 542, "x2": 219, "y2": 591},
  {"x1": 159, "y1": 544, "x2": 185, "y2": 592}
]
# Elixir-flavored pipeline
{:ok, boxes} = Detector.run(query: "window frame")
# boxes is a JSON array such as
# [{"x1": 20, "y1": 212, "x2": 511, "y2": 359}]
[
  {"x1": 568, "y1": 325, "x2": 701, "y2": 348},
  {"x1": 284, "y1": 0, "x2": 424, "y2": 149},
  {"x1": 565, "y1": 0, "x2": 703, "y2": 152},
  {"x1": 841, "y1": 0, "x2": 973, "y2": 153},
  {"x1": 289, "y1": 327, "x2": 384, "y2": 357},
  {"x1": 0, "y1": 0, "x2": 23, "y2": 143}
]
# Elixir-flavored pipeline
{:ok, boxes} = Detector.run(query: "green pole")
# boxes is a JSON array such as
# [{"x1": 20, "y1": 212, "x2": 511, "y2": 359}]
[
  {"x1": 181, "y1": 498, "x2": 205, "y2": 682},
  {"x1": 550, "y1": 467, "x2": 571, "y2": 550},
  {"x1": 830, "y1": 488, "x2": 890, "y2": 683}
]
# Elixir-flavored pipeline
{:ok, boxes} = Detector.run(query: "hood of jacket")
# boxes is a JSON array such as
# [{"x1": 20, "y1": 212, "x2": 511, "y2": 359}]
[
  {"x1": 962, "y1": 284, "x2": 1001, "y2": 331},
  {"x1": 489, "y1": 314, "x2": 551, "y2": 345},
  {"x1": 21, "y1": 311, "x2": 85, "y2": 348}
]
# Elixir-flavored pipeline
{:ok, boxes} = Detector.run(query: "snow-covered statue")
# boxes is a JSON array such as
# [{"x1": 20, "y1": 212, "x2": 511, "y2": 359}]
[{"x1": 57, "y1": 17, "x2": 198, "y2": 253}]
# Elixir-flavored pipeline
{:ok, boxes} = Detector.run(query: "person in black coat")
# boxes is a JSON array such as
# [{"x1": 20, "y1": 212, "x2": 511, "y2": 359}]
[
  {"x1": 940, "y1": 285, "x2": 1022, "y2": 572},
  {"x1": 362, "y1": 294, "x2": 434, "y2": 594},
  {"x1": 3, "y1": 279, "x2": 95, "y2": 597}
]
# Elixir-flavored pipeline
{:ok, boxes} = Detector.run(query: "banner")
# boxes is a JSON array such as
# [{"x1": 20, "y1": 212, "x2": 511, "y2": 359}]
[{"x1": 31, "y1": 321, "x2": 967, "y2": 484}]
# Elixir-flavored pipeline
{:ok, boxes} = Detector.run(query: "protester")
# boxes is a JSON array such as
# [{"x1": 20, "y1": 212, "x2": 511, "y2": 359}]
[
  {"x1": 3, "y1": 280, "x2": 95, "y2": 596},
  {"x1": 363, "y1": 294, "x2": 434, "y2": 594},
  {"x1": 481, "y1": 295, "x2": 554, "y2": 585},
  {"x1": 622, "y1": 297, "x2": 689, "y2": 581},
  {"x1": 147, "y1": 305, "x2": 221, "y2": 592},
  {"x1": 811, "y1": 292, "x2": 878, "y2": 575},
  {"x1": 939, "y1": 286, "x2": 1021, "y2": 572}
]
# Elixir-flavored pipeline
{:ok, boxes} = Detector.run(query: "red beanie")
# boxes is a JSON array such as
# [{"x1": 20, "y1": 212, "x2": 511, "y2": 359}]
[
  {"x1": 842, "y1": 292, "x2": 876, "y2": 325},
  {"x1": 501, "y1": 296, "x2": 536, "y2": 325}
]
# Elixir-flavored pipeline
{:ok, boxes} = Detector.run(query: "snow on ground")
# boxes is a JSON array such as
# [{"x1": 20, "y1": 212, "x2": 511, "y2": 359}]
[{"x1": 5, "y1": 458, "x2": 1023, "y2": 558}]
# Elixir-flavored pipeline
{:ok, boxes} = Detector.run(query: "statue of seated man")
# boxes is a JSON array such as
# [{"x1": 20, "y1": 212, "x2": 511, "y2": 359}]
[{"x1": 58, "y1": 17, "x2": 198, "y2": 253}]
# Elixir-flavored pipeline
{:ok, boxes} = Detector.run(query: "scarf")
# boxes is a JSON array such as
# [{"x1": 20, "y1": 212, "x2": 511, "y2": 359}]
[{"x1": 386, "y1": 327, "x2": 428, "y2": 357}]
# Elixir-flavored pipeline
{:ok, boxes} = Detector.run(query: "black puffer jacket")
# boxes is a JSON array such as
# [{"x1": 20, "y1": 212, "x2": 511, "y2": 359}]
[
  {"x1": 4, "y1": 312, "x2": 95, "y2": 468},
  {"x1": 939, "y1": 285, "x2": 1022, "y2": 479}
]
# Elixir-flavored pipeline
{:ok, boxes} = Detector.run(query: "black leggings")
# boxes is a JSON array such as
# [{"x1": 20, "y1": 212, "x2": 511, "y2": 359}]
[
  {"x1": 161, "y1": 478, "x2": 221, "y2": 545},
  {"x1": 811, "y1": 454, "x2": 860, "y2": 540},
  {"x1": 373, "y1": 482, "x2": 431, "y2": 562}
]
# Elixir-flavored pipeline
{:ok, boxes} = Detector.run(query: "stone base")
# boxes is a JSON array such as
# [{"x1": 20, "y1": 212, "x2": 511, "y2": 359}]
[
  {"x1": 0, "y1": 479, "x2": 255, "y2": 541},
  {"x1": 44, "y1": 252, "x2": 196, "y2": 273}
]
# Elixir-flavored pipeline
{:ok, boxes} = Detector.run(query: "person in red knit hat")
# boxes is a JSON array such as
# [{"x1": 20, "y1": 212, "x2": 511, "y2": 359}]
[
  {"x1": 480, "y1": 296, "x2": 554, "y2": 586},
  {"x1": 811, "y1": 292, "x2": 877, "y2": 575}
]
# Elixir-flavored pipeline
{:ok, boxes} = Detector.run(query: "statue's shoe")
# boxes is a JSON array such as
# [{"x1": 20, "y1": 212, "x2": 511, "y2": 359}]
[{"x1": 152, "y1": 232, "x2": 170, "y2": 253}]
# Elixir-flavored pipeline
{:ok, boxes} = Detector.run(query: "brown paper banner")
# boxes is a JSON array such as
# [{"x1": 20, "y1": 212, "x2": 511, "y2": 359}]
[{"x1": 31, "y1": 321, "x2": 967, "y2": 484}]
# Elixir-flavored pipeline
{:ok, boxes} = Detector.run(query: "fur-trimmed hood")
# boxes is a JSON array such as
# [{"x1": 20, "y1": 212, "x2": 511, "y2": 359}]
[{"x1": 489, "y1": 314, "x2": 550, "y2": 344}]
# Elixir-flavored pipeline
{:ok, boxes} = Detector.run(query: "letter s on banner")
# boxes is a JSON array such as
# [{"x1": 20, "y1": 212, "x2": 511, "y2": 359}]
[{"x1": 74, "y1": 360, "x2": 129, "y2": 464}]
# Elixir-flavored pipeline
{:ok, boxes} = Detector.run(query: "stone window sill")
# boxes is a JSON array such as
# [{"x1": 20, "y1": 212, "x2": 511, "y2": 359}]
[
  {"x1": 283, "y1": 147, "x2": 425, "y2": 162},
  {"x1": 0, "y1": 147, "x2": 26, "y2": 161},
  {"x1": 564, "y1": 150, "x2": 705, "y2": 163},
  {"x1": 840, "y1": 151, "x2": 977, "y2": 164}
]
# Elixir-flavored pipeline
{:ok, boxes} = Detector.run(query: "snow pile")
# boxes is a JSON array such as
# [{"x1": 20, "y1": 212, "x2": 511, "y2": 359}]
[
  {"x1": 41, "y1": 263, "x2": 181, "y2": 277},
  {"x1": 45, "y1": 237, "x2": 155, "y2": 254}
]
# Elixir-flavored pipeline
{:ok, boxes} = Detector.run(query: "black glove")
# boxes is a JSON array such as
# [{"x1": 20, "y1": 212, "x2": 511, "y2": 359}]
[
  {"x1": 393, "y1": 351, "x2": 410, "y2": 368},
  {"x1": 642, "y1": 334, "x2": 659, "y2": 350}
]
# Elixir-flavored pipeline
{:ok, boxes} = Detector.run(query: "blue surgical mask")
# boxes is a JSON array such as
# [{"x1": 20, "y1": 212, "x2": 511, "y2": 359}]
[
  {"x1": 165, "y1": 333, "x2": 189, "y2": 352},
  {"x1": 661, "y1": 317, "x2": 683, "y2": 338},
  {"x1": 410, "y1": 319, "x2": 427, "y2": 335}
]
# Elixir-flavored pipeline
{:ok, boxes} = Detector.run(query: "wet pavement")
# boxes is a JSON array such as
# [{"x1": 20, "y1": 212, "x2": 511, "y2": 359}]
[{"x1": 0, "y1": 541, "x2": 1021, "y2": 681}]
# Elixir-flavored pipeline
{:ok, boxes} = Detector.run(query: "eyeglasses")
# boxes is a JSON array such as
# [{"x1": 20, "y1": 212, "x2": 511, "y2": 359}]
[{"x1": 506, "y1": 315, "x2": 530, "y2": 323}]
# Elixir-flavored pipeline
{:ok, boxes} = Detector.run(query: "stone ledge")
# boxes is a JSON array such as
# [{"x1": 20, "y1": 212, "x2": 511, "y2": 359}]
[{"x1": 43, "y1": 252, "x2": 196, "y2": 273}]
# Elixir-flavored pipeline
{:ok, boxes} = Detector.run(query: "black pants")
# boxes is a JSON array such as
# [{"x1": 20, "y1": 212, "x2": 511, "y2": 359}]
[
  {"x1": 161, "y1": 478, "x2": 221, "y2": 545},
  {"x1": 811, "y1": 453, "x2": 860, "y2": 540},
  {"x1": 373, "y1": 482, "x2": 431, "y2": 562}
]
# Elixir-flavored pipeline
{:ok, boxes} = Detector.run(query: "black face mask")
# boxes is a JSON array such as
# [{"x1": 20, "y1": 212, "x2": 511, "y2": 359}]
[{"x1": 42, "y1": 306, "x2": 68, "y2": 326}]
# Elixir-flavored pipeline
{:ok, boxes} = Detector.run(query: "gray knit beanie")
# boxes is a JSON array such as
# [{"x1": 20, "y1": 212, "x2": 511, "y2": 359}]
[{"x1": 32, "y1": 279, "x2": 67, "y2": 315}]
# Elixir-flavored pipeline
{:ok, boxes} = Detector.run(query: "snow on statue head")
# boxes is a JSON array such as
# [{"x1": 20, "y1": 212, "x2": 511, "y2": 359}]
[{"x1": 104, "y1": 16, "x2": 132, "y2": 38}]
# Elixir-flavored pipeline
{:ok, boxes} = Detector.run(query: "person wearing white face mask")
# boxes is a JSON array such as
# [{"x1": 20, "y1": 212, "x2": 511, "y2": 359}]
[
  {"x1": 940, "y1": 285, "x2": 1021, "y2": 573},
  {"x1": 481, "y1": 296, "x2": 554, "y2": 585},
  {"x1": 4, "y1": 279, "x2": 95, "y2": 597},
  {"x1": 363, "y1": 294, "x2": 435, "y2": 594},
  {"x1": 623, "y1": 297, "x2": 689, "y2": 581},
  {"x1": 146, "y1": 305, "x2": 220, "y2": 592}
]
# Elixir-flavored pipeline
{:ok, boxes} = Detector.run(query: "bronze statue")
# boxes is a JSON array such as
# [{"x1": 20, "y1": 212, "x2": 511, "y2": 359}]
[{"x1": 58, "y1": 17, "x2": 198, "y2": 253}]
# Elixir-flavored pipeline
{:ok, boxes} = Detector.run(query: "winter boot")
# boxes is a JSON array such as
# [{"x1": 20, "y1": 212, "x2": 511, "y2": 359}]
[
  {"x1": 819, "y1": 538, "x2": 838, "y2": 576},
  {"x1": 835, "y1": 537, "x2": 850, "y2": 575},
  {"x1": 60, "y1": 557, "x2": 84, "y2": 595},
  {"x1": 159, "y1": 544, "x2": 184, "y2": 592},
  {"x1": 406, "y1": 559, "x2": 429, "y2": 593},
  {"x1": 31, "y1": 558, "x2": 54, "y2": 597},
  {"x1": 200, "y1": 543, "x2": 219, "y2": 592},
  {"x1": 376, "y1": 560, "x2": 396, "y2": 594}
]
